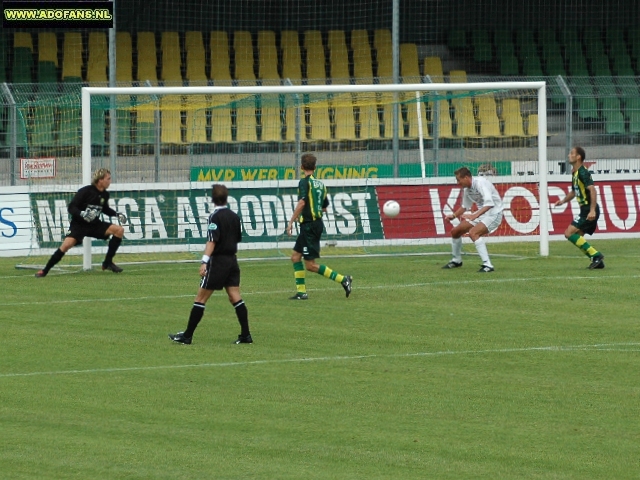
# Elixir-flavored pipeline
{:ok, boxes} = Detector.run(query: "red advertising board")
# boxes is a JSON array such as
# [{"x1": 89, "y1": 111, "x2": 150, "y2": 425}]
[{"x1": 377, "y1": 180, "x2": 640, "y2": 239}]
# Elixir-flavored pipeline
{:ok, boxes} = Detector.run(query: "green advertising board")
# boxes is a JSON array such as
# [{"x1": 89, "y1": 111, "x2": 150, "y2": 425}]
[{"x1": 30, "y1": 186, "x2": 383, "y2": 249}]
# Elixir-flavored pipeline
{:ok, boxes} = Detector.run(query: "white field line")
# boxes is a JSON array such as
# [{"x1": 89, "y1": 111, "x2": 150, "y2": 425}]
[
  {"x1": 2, "y1": 273, "x2": 640, "y2": 307},
  {"x1": 1, "y1": 342, "x2": 639, "y2": 379}
]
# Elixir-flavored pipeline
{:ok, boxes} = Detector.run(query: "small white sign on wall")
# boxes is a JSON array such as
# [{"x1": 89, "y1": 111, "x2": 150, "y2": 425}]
[{"x1": 20, "y1": 158, "x2": 56, "y2": 180}]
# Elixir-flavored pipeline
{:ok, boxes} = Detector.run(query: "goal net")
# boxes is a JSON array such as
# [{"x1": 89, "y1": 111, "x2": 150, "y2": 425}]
[{"x1": 19, "y1": 81, "x2": 548, "y2": 271}]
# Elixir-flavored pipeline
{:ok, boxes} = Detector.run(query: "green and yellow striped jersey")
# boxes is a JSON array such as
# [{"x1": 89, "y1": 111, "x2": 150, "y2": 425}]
[
  {"x1": 297, "y1": 175, "x2": 329, "y2": 223},
  {"x1": 572, "y1": 165, "x2": 595, "y2": 209}
]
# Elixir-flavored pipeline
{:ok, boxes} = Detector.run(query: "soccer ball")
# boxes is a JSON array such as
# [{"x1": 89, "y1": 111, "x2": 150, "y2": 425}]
[{"x1": 383, "y1": 200, "x2": 400, "y2": 218}]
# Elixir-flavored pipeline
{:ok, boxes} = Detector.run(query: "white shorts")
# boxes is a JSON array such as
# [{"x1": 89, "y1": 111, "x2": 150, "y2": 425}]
[{"x1": 468, "y1": 210, "x2": 503, "y2": 234}]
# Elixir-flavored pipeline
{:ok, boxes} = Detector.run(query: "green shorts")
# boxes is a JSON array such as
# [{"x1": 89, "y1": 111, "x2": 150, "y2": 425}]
[
  {"x1": 571, "y1": 204, "x2": 600, "y2": 235},
  {"x1": 293, "y1": 219, "x2": 323, "y2": 260}
]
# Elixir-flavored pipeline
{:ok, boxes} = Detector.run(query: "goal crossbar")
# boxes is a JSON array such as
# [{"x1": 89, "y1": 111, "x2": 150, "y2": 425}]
[{"x1": 80, "y1": 81, "x2": 548, "y2": 270}]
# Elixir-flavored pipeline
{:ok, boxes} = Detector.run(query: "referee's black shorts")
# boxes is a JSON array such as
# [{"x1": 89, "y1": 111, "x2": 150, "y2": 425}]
[
  {"x1": 200, "y1": 254, "x2": 241, "y2": 291},
  {"x1": 66, "y1": 220, "x2": 112, "y2": 245}
]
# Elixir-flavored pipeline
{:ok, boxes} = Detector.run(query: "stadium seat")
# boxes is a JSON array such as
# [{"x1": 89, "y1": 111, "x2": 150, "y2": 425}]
[
  {"x1": 472, "y1": 29, "x2": 492, "y2": 62},
  {"x1": 328, "y1": 30, "x2": 346, "y2": 50},
  {"x1": 350, "y1": 30, "x2": 370, "y2": 50},
  {"x1": 423, "y1": 56, "x2": 444, "y2": 83},
  {"x1": 134, "y1": 108, "x2": 156, "y2": 144},
  {"x1": 233, "y1": 31, "x2": 253, "y2": 50},
  {"x1": 91, "y1": 110, "x2": 107, "y2": 146},
  {"x1": 352, "y1": 42, "x2": 373, "y2": 84},
  {"x1": 258, "y1": 44, "x2": 280, "y2": 81},
  {"x1": 161, "y1": 106, "x2": 183, "y2": 144},
  {"x1": 30, "y1": 106, "x2": 55, "y2": 147},
  {"x1": 284, "y1": 106, "x2": 302, "y2": 142},
  {"x1": 281, "y1": 31, "x2": 300, "y2": 51},
  {"x1": 307, "y1": 104, "x2": 332, "y2": 141},
  {"x1": 235, "y1": 106, "x2": 257, "y2": 142},
  {"x1": 400, "y1": 43, "x2": 420, "y2": 78},
  {"x1": 116, "y1": 32, "x2": 133, "y2": 82},
  {"x1": 476, "y1": 96, "x2": 501, "y2": 137},
  {"x1": 115, "y1": 110, "x2": 134, "y2": 145},
  {"x1": 376, "y1": 46, "x2": 393, "y2": 80},
  {"x1": 38, "y1": 61, "x2": 57, "y2": 83},
  {"x1": 87, "y1": 32, "x2": 108, "y2": 83},
  {"x1": 259, "y1": 106, "x2": 282, "y2": 142},
  {"x1": 282, "y1": 47, "x2": 302, "y2": 83},
  {"x1": 452, "y1": 97, "x2": 476, "y2": 138},
  {"x1": 14, "y1": 33, "x2": 33, "y2": 51},
  {"x1": 522, "y1": 54, "x2": 544, "y2": 76},
  {"x1": 13, "y1": 48, "x2": 33, "y2": 83},
  {"x1": 57, "y1": 106, "x2": 81, "y2": 147},
  {"x1": 185, "y1": 108, "x2": 208, "y2": 144},
  {"x1": 234, "y1": 43, "x2": 255, "y2": 81},
  {"x1": 38, "y1": 33, "x2": 58, "y2": 66},
  {"x1": 161, "y1": 32, "x2": 182, "y2": 83},
  {"x1": 605, "y1": 112, "x2": 626, "y2": 135},
  {"x1": 185, "y1": 32, "x2": 207, "y2": 81},
  {"x1": 62, "y1": 33, "x2": 83, "y2": 81},
  {"x1": 374, "y1": 29, "x2": 391, "y2": 51},
  {"x1": 137, "y1": 32, "x2": 158, "y2": 83},
  {"x1": 358, "y1": 101, "x2": 382, "y2": 140},
  {"x1": 501, "y1": 99, "x2": 525, "y2": 137},
  {"x1": 500, "y1": 54, "x2": 520, "y2": 75},
  {"x1": 432, "y1": 100, "x2": 454, "y2": 138},
  {"x1": 210, "y1": 107, "x2": 233, "y2": 143},
  {"x1": 306, "y1": 44, "x2": 327, "y2": 84},
  {"x1": 333, "y1": 104, "x2": 357, "y2": 141},
  {"x1": 449, "y1": 70, "x2": 467, "y2": 84},
  {"x1": 257, "y1": 30, "x2": 276, "y2": 50},
  {"x1": 405, "y1": 99, "x2": 430, "y2": 139}
]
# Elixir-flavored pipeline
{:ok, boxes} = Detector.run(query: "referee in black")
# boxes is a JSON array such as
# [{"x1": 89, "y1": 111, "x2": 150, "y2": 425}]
[
  {"x1": 169, "y1": 184, "x2": 252, "y2": 345},
  {"x1": 35, "y1": 168, "x2": 126, "y2": 277}
]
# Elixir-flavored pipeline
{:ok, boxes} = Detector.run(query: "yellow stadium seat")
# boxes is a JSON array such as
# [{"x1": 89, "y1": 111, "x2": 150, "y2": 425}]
[
  {"x1": 282, "y1": 48, "x2": 302, "y2": 83},
  {"x1": 116, "y1": 32, "x2": 133, "y2": 82},
  {"x1": 406, "y1": 101, "x2": 430, "y2": 139},
  {"x1": 185, "y1": 31, "x2": 203, "y2": 51},
  {"x1": 501, "y1": 98, "x2": 525, "y2": 136},
  {"x1": 257, "y1": 30, "x2": 276, "y2": 50},
  {"x1": 452, "y1": 98, "x2": 477, "y2": 138},
  {"x1": 284, "y1": 107, "x2": 303, "y2": 141},
  {"x1": 161, "y1": 110, "x2": 183, "y2": 144},
  {"x1": 235, "y1": 107, "x2": 257, "y2": 142},
  {"x1": 62, "y1": 32, "x2": 83, "y2": 80},
  {"x1": 259, "y1": 44, "x2": 280, "y2": 80},
  {"x1": 234, "y1": 31, "x2": 253, "y2": 50},
  {"x1": 307, "y1": 105, "x2": 332, "y2": 141},
  {"x1": 87, "y1": 32, "x2": 108, "y2": 82},
  {"x1": 260, "y1": 106, "x2": 282, "y2": 142},
  {"x1": 333, "y1": 104, "x2": 357, "y2": 140},
  {"x1": 423, "y1": 57, "x2": 444, "y2": 83},
  {"x1": 357, "y1": 99, "x2": 381, "y2": 140},
  {"x1": 234, "y1": 44, "x2": 255, "y2": 81},
  {"x1": 185, "y1": 109, "x2": 208, "y2": 143},
  {"x1": 328, "y1": 30, "x2": 346, "y2": 49},
  {"x1": 353, "y1": 46, "x2": 373, "y2": 83},
  {"x1": 433, "y1": 101, "x2": 454, "y2": 138},
  {"x1": 137, "y1": 32, "x2": 158, "y2": 83},
  {"x1": 161, "y1": 32, "x2": 182, "y2": 82},
  {"x1": 400, "y1": 43, "x2": 420, "y2": 78},
  {"x1": 306, "y1": 44, "x2": 326, "y2": 84},
  {"x1": 211, "y1": 107, "x2": 233, "y2": 142},
  {"x1": 38, "y1": 33, "x2": 58, "y2": 66},
  {"x1": 14, "y1": 33, "x2": 33, "y2": 50},
  {"x1": 374, "y1": 29, "x2": 391, "y2": 50},
  {"x1": 185, "y1": 32, "x2": 206, "y2": 81},
  {"x1": 376, "y1": 46, "x2": 393, "y2": 80},
  {"x1": 304, "y1": 30, "x2": 323, "y2": 48},
  {"x1": 449, "y1": 69, "x2": 467, "y2": 83},
  {"x1": 351, "y1": 30, "x2": 370, "y2": 50}
]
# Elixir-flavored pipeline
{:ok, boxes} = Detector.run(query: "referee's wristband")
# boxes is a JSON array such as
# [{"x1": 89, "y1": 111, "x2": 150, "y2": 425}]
[{"x1": 201, "y1": 255, "x2": 210, "y2": 264}]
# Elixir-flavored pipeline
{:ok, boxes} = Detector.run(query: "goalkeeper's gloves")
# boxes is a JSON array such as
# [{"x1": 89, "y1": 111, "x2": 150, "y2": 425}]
[
  {"x1": 80, "y1": 209, "x2": 97, "y2": 222},
  {"x1": 117, "y1": 213, "x2": 128, "y2": 225}
]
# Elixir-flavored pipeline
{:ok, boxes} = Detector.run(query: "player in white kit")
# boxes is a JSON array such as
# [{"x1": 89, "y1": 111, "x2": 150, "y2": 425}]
[{"x1": 442, "y1": 167, "x2": 504, "y2": 272}]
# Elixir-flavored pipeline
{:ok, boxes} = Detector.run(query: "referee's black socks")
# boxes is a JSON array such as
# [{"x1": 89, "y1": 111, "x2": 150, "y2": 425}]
[
  {"x1": 184, "y1": 302, "x2": 205, "y2": 338},
  {"x1": 233, "y1": 300, "x2": 250, "y2": 337}
]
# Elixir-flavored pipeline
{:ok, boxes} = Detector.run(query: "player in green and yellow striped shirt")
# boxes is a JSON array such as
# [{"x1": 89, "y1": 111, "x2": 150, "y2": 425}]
[
  {"x1": 554, "y1": 146, "x2": 605, "y2": 269},
  {"x1": 286, "y1": 154, "x2": 352, "y2": 300}
]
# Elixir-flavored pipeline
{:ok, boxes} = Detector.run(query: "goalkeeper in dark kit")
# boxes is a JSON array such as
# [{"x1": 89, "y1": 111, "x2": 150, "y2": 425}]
[{"x1": 35, "y1": 168, "x2": 127, "y2": 277}]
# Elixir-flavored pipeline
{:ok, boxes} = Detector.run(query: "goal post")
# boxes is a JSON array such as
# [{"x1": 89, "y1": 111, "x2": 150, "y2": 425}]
[{"x1": 78, "y1": 81, "x2": 548, "y2": 270}]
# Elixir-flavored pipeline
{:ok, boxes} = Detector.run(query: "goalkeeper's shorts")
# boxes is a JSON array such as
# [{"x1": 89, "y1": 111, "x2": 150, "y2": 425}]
[{"x1": 66, "y1": 220, "x2": 113, "y2": 245}]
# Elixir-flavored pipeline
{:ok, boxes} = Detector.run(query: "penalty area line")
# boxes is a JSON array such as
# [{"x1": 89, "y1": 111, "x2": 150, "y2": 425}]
[{"x1": 1, "y1": 342, "x2": 638, "y2": 379}]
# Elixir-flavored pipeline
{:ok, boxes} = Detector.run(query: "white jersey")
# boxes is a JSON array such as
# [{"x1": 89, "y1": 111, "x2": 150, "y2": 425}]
[{"x1": 462, "y1": 176, "x2": 503, "y2": 213}]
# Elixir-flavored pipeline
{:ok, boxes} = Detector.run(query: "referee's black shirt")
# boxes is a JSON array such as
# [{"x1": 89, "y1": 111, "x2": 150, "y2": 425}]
[{"x1": 207, "y1": 206, "x2": 242, "y2": 255}]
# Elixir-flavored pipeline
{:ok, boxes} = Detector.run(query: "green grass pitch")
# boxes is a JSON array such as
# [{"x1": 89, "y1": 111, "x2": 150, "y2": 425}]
[{"x1": 2, "y1": 239, "x2": 640, "y2": 479}]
